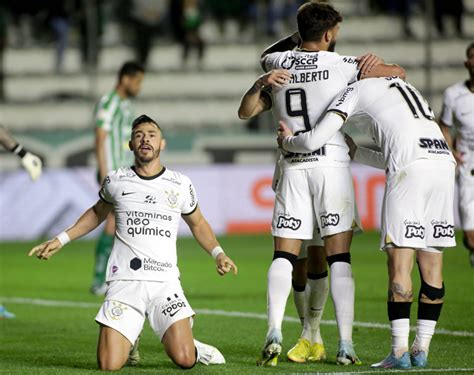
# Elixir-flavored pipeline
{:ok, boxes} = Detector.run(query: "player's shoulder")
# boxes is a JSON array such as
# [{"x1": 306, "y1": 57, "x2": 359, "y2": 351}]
[
  {"x1": 161, "y1": 168, "x2": 192, "y2": 187},
  {"x1": 97, "y1": 90, "x2": 119, "y2": 108},
  {"x1": 106, "y1": 166, "x2": 135, "y2": 182},
  {"x1": 319, "y1": 51, "x2": 358, "y2": 65},
  {"x1": 444, "y1": 81, "x2": 468, "y2": 98}
]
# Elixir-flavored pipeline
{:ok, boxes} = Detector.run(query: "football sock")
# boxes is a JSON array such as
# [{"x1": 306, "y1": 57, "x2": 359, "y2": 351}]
[
  {"x1": 412, "y1": 319, "x2": 437, "y2": 353},
  {"x1": 328, "y1": 255, "x2": 354, "y2": 344},
  {"x1": 267, "y1": 257, "x2": 294, "y2": 337},
  {"x1": 292, "y1": 282, "x2": 305, "y2": 325},
  {"x1": 388, "y1": 301, "x2": 411, "y2": 357},
  {"x1": 303, "y1": 271, "x2": 328, "y2": 344},
  {"x1": 92, "y1": 232, "x2": 114, "y2": 286}
]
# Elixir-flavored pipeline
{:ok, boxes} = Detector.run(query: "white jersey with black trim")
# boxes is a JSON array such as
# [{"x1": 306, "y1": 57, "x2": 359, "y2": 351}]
[
  {"x1": 99, "y1": 166, "x2": 198, "y2": 282},
  {"x1": 440, "y1": 81, "x2": 474, "y2": 162},
  {"x1": 284, "y1": 77, "x2": 456, "y2": 172},
  {"x1": 262, "y1": 50, "x2": 361, "y2": 170}
]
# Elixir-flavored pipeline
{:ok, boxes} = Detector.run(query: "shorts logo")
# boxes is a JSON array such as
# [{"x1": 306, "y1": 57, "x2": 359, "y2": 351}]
[
  {"x1": 108, "y1": 301, "x2": 127, "y2": 320},
  {"x1": 130, "y1": 257, "x2": 142, "y2": 270},
  {"x1": 433, "y1": 224, "x2": 454, "y2": 238},
  {"x1": 405, "y1": 225, "x2": 425, "y2": 239},
  {"x1": 277, "y1": 216, "x2": 301, "y2": 231},
  {"x1": 320, "y1": 213, "x2": 340, "y2": 228},
  {"x1": 162, "y1": 293, "x2": 187, "y2": 317}
]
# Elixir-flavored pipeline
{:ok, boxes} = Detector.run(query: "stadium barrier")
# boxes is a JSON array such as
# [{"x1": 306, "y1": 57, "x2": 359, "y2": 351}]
[{"x1": 0, "y1": 164, "x2": 460, "y2": 240}]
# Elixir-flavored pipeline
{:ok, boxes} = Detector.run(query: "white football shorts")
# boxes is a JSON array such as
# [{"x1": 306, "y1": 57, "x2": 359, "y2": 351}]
[
  {"x1": 457, "y1": 154, "x2": 474, "y2": 230},
  {"x1": 95, "y1": 279, "x2": 195, "y2": 344},
  {"x1": 381, "y1": 159, "x2": 456, "y2": 250},
  {"x1": 272, "y1": 166, "x2": 361, "y2": 240}
]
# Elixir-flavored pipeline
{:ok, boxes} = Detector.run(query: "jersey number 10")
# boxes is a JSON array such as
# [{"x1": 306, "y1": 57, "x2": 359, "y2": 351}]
[{"x1": 389, "y1": 82, "x2": 434, "y2": 121}]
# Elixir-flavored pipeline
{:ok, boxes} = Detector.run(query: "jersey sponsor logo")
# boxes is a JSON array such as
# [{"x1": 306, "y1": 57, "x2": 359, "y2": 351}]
[
  {"x1": 126, "y1": 214, "x2": 172, "y2": 238},
  {"x1": 112, "y1": 265, "x2": 118, "y2": 273},
  {"x1": 119, "y1": 171, "x2": 136, "y2": 179},
  {"x1": 418, "y1": 137, "x2": 451, "y2": 156},
  {"x1": 281, "y1": 54, "x2": 318, "y2": 70},
  {"x1": 188, "y1": 184, "x2": 196, "y2": 207},
  {"x1": 165, "y1": 190, "x2": 179, "y2": 208},
  {"x1": 433, "y1": 224, "x2": 454, "y2": 238},
  {"x1": 162, "y1": 176, "x2": 182, "y2": 185},
  {"x1": 162, "y1": 293, "x2": 187, "y2": 317},
  {"x1": 122, "y1": 191, "x2": 135, "y2": 196},
  {"x1": 276, "y1": 215, "x2": 302, "y2": 230},
  {"x1": 144, "y1": 195, "x2": 157, "y2": 204},
  {"x1": 342, "y1": 57, "x2": 358, "y2": 65},
  {"x1": 405, "y1": 225, "x2": 425, "y2": 239},
  {"x1": 130, "y1": 257, "x2": 142, "y2": 270},
  {"x1": 143, "y1": 257, "x2": 172, "y2": 272},
  {"x1": 334, "y1": 86, "x2": 354, "y2": 107},
  {"x1": 320, "y1": 213, "x2": 340, "y2": 228},
  {"x1": 284, "y1": 146, "x2": 326, "y2": 162},
  {"x1": 289, "y1": 70, "x2": 329, "y2": 84},
  {"x1": 126, "y1": 211, "x2": 172, "y2": 221}
]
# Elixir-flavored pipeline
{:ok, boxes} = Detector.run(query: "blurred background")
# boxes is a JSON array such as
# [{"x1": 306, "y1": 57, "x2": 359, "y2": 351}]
[{"x1": 0, "y1": 0, "x2": 472, "y2": 240}]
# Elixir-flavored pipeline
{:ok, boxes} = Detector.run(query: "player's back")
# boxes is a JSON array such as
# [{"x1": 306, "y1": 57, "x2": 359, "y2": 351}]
[
  {"x1": 334, "y1": 77, "x2": 455, "y2": 171},
  {"x1": 263, "y1": 49, "x2": 360, "y2": 169}
]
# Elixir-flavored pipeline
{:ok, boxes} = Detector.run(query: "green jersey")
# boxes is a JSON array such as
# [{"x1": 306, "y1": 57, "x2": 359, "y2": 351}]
[{"x1": 95, "y1": 90, "x2": 134, "y2": 171}]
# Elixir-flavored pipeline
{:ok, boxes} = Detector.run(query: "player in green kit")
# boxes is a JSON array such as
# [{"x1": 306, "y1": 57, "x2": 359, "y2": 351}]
[{"x1": 92, "y1": 61, "x2": 145, "y2": 296}]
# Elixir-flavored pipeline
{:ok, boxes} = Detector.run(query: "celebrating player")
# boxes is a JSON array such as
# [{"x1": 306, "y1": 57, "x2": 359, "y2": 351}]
[
  {"x1": 92, "y1": 61, "x2": 145, "y2": 296},
  {"x1": 278, "y1": 76, "x2": 456, "y2": 369},
  {"x1": 239, "y1": 2, "x2": 405, "y2": 366},
  {"x1": 438, "y1": 42, "x2": 474, "y2": 267},
  {"x1": 29, "y1": 115, "x2": 237, "y2": 371}
]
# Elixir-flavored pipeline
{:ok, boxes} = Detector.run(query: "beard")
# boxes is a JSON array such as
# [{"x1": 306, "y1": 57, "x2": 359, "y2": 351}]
[
  {"x1": 328, "y1": 40, "x2": 337, "y2": 52},
  {"x1": 134, "y1": 147, "x2": 161, "y2": 163}
]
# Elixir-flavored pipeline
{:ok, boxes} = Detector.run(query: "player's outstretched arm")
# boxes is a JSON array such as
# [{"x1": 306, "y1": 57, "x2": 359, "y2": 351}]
[
  {"x1": 28, "y1": 199, "x2": 113, "y2": 260},
  {"x1": 182, "y1": 206, "x2": 238, "y2": 276},
  {"x1": 359, "y1": 58, "x2": 406, "y2": 80},
  {"x1": 238, "y1": 70, "x2": 290, "y2": 119}
]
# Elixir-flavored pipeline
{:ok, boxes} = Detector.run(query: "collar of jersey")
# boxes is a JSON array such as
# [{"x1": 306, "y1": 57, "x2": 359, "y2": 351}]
[
  {"x1": 296, "y1": 48, "x2": 320, "y2": 53},
  {"x1": 131, "y1": 166, "x2": 166, "y2": 180}
]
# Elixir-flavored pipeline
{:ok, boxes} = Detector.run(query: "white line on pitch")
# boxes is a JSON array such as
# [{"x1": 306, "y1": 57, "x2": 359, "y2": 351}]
[{"x1": 2, "y1": 296, "x2": 474, "y2": 338}]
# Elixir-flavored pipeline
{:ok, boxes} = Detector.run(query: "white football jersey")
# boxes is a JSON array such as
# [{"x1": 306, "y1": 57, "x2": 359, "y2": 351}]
[
  {"x1": 263, "y1": 49, "x2": 361, "y2": 170},
  {"x1": 440, "y1": 81, "x2": 474, "y2": 162},
  {"x1": 328, "y1": 77, "x2": 456, "y2": 172},
  {"x1": 99, "y1": 166, "x2": 198, "y2": 282}
]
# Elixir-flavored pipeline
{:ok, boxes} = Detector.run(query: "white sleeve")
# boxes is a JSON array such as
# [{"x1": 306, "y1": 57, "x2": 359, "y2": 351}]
[
  {"x1": 181, "y1": 176, "x2": 199, "y2": 215},
  {"x1": 440, "y1": 89, "x2": 454, "y2": 126},
  {"x1": 353, "y1": 147, "x2": 385, "y2": 169},
  {"x1": 261, "y1": 52, "x2": 283, "y2": 72},
  {"x1": 338, "y1": 55, "x2": 361, "y2": 83},
  {"x1": 271, "y1": 149, "x2": 282, "y2": 192},
  {"x1": 282, "y1": 112, "x2": 345, "y2": 153},
  {"x1": 99, "y1": 172, "x2": 115, "y2": 204}
]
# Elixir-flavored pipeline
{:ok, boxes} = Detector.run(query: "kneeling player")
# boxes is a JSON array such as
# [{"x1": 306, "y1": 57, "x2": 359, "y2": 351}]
[
  {"x1": 29, "y1": 115, "x2": 238, "y2": 370},
  {"x1": 278, "y1": 77, "x2": 456, "y2": 369}
]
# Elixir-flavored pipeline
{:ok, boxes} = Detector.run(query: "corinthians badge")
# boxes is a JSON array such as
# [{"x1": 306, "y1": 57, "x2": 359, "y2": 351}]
[{"x1": 165, "y1": 190, "x2": 179, "y2": 208}]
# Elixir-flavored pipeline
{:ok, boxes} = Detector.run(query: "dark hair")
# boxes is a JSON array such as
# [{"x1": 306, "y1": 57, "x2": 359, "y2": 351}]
[
  {"x1": 118, "y1": 61, "x2": 145, "y2": 82},
  {"x1": 131, "y1": 114, "x2": 161, "y2": 131},
  {"x1": 467, "y1": 42, "x2": 474, "y2": 57},
  {"x1": 297, "y1": 2, "x2": 343, "y2": 42}
]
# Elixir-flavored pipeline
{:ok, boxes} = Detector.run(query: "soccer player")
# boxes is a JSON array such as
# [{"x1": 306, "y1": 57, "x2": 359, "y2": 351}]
[
  {"x1": 0, "y1": 124, "x2": 42, "y2": 181},
  {"x1": 438, "y1": 42, "x2": 474, "y2": 267},
  {"x1": 92, "y1": 61, "x2": 145, "y2": 296},
  {"x1": 29, "y1": 115, "x2": 237, "y2": 371},
  {"x1": 278, "y1": 76, "x2": 456, "y2": 369},
  {"x1": 239, "y1": 2, "x2": 405, "y2": 366}
]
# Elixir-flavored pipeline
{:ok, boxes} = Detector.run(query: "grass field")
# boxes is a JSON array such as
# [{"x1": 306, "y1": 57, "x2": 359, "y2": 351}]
[{"x1": 1, "y1": 231, "x2": 473, "y2": 374}]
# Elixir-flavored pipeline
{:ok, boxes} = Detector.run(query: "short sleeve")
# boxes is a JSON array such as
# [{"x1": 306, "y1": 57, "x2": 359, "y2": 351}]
[
  {"x1": 181, "y1": 176, "x2": 198, "y2": 215},
  {"x1": 440, "y1": 89, "x2": 454, "y2": 127},
  {"x1": 327, "y1": 84, "x2": 360, "y2": 121},
  {"x1": 261, "y1": 52, "x2": 283, "y2": 72},
  {"x1": 337, "y1": 55, "x2": 361, "y2": 83},
  {"x1": 95, "y1": 95, "x2": 119, "y2": 132},
  {"x1": 99, "y1": 173, "x2": 115, "y2": 204}
]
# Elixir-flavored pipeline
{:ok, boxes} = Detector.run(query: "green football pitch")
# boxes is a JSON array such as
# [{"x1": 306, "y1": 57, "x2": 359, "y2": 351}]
[{"x1": 1, "y1": 232, "x2": 473, "y2": 374}]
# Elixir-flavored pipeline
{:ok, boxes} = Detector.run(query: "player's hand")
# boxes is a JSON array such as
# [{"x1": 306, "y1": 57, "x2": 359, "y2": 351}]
[
  {"x1": 21, "y1": 152, "x2": 42, "y2": 181},
  {"x1": 357, "y1": 53, "x2": 384, "y2": 75},
  {"x1": 344, "y1": 132, "x2": 358, "y2": 159},
  {"x1": 28, "y1": 238, "x2": 62, "y2": 260},
  {"x1": 277, "y1": 120, "x2": 293, "y2": 148},
  {"x1": 215, "y1": 253, "x2": 238, "y2": 276},
  {"x1": 258, "y1": 69, "x2": 291, "y2": 89}
]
